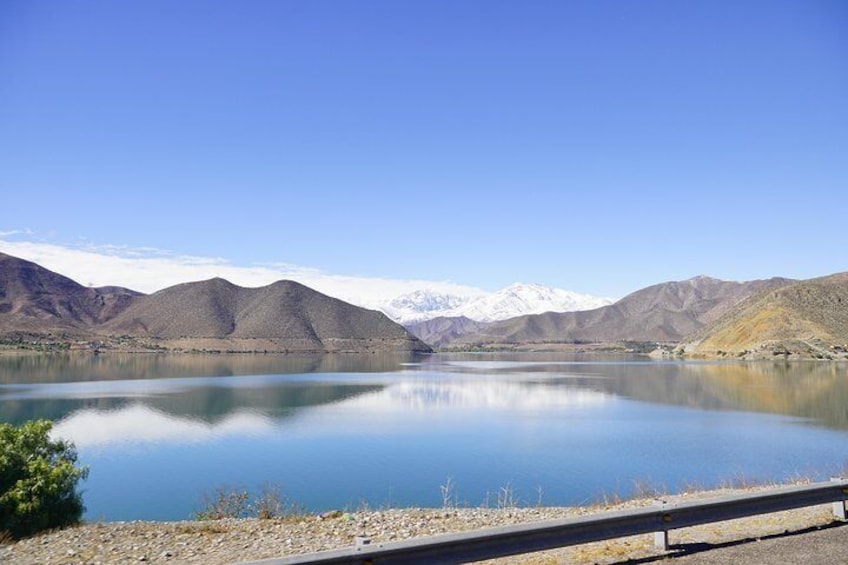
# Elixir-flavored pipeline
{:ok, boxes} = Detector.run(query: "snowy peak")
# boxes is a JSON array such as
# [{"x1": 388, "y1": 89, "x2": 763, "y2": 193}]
[
  {"x1": 378, "y1": 283, "x2": 615, "y2": 324},
  {"x1": 455, "y1": 283, "x2": 615, "y2": 323},
  {"x1": 380, "y1": 288, "x2": 484, "y2": 324}
]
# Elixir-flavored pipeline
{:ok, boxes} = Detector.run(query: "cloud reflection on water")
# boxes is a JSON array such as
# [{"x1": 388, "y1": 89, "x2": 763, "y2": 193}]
[
  {"x1": 52, "y1": 379, "x2": 608, "y2": 447},
  {"x1": 53, "y1": 404, "x2": 275, "y2": 447},
  {"x1": 345, "y1": 380, "x2": 608, "y2": 411}
]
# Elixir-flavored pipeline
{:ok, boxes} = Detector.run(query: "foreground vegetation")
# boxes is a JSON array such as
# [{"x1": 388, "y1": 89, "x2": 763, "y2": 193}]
[{"x1": 0, "y1": 420, "x2": 88, "y2": 539}]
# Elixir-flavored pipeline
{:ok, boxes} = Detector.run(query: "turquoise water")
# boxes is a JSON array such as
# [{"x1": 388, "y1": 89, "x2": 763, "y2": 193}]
[{"x1": 2, "y1": 352, "x2": 847, "y2": 521}]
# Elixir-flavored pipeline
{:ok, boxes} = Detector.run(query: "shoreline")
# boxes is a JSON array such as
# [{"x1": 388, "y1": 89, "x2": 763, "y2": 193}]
[
  {"x1": 3, "y1": 483, "x2": 843, "y2": 564},
  {"x1": 3, "y1": 343, "x2": 848, "y2": 361}
]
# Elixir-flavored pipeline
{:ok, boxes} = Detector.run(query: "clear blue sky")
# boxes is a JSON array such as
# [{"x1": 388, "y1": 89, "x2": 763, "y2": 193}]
[{"x1": 1, "y1": 0, "x2": 846, "y2": 297}]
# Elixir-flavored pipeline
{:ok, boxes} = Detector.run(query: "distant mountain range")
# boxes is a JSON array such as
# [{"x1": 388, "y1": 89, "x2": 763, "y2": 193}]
[
  {"x1": 379, "y1": 283, "x2": 614, "y2": 324},
  {"x1": 0, "y1": 252, "x2": 429, "y2": 354},
  {"x1": 2, "y1": 251, "x2": 846, "y2": 359},
  {"x1": 439, "y1": 275, "x2": 796, "y2": 348},
  {"x1": 404, "y1": 316, "x2": 489, "y2": 348}
]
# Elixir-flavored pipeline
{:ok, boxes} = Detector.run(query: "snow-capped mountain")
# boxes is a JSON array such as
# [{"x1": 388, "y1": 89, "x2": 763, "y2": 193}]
[
  {"x1": 452, "y1": 283, "x2": 615, "y2": 323},
  {"x1": 378, "y1": 283, "x2": 615, "y2": 324},
  {"x1": 379, "y1": 288, "x2": 485, "y2": 324}
]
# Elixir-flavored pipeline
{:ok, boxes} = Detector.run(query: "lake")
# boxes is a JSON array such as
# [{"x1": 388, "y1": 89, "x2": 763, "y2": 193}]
[{"x1": 1, "y1": 351, "x2": 847, "y2": 521}]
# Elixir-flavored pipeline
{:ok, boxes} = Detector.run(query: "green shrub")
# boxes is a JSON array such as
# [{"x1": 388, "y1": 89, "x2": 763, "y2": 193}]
[{"x1": 0, "y1": 420, "x2": 88, "y2": 539}]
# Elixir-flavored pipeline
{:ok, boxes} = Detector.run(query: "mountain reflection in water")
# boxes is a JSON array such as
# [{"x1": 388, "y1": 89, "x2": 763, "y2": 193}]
[
  {"x1": 2, "y1": 353, "x2": 848, "y2": 429},
  {"x1": 52, "y1": 380, "x2": 609, "y2": 447}
]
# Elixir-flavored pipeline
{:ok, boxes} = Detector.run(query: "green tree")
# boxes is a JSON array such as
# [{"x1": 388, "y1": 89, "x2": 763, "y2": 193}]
[{"x1": 0, "y1": 420, "x2": 88, "y2": 539}]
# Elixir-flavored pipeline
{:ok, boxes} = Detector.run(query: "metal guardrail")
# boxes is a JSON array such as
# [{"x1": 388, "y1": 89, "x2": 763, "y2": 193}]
[{"x1": 238, "y1": 478, "x2": 848, "y2": 565}]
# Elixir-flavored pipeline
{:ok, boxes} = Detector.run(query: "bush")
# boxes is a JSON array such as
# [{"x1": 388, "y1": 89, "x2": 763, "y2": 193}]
[
  {"x1": 0, "y1": 420, "x2": 88, "y2": 539},
  {"x1": 194, "y1": 484, "x2": 304, "y2": 521},
  {"x1": 194, "y1": 487, "x2": 250, "y2": 520},
  {"x1": 251, "y1": 484, "x2": 304, "y2": 520}
]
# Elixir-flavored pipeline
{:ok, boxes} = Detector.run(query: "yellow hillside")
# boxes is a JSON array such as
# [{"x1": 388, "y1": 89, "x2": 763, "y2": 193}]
[{"x1": 683, "y1": 273, "x2": 848, "y2": 359}]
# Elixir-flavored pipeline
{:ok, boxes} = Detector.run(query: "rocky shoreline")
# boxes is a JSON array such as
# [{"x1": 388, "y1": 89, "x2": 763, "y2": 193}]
[{"x1": 3, "y1": 487, "x2": 841, "y2": 565}]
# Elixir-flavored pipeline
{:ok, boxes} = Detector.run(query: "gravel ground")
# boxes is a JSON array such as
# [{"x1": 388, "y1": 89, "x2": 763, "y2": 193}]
[{"x1": 1, "y1": 489, "x2": 843, "y2": 565}]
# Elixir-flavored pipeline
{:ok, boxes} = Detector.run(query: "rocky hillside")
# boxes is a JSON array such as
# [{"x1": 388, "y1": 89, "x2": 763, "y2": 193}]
[
  {"x1": 680, "y1": 273, "x2": 848, "y2": 359},
  {"x1": 404, "y1": 316, "x2": 489, "y2": 348},
  {"x1": 0, "y1": 252, "x2": 430, "y2": 354},
  {"x1": 100, "y1": 277, "x2": 431, "y2": 353},
  {"x1": 0, "y1": 252, "x2": 140, "y2": 334},
  {"x1": 447, "y1": 276, "x2": 793, "y2": 348}
]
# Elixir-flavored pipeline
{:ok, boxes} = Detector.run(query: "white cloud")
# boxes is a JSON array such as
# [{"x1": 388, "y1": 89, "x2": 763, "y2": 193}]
[
  {"x1": 0, "y1": 235, "x2": 483, "y2": 309},
  {"x1": 0, "y1": 229, "x2": 33, "y2": 237}
]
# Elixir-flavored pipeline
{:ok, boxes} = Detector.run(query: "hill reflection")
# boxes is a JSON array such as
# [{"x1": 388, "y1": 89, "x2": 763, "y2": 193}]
[
  {"x1": 0, "y1": 375, "x2": 384, "y2": 426},
  {"x1": 50, "y1": 379, "x2": 610, "y2": 447},
  {"x1": 580, "y1": 361, "x2": 848, "y2": 428},
  {"x1": 2, "y1": 353, "x2": 848, "y2": 434},
  {"x1": 0, "y1": 351, "x2": 422, "y2": 384}
]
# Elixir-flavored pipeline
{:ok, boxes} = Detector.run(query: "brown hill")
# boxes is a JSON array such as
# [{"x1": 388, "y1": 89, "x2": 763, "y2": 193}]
[
  {"x1": 681, "y1": 273, "x2": 848, "y2": 359},
  {"x1": 0, "y1": 253, "x2": 430, "y2": 354},
  {"x1": 405, "y1": 316, "x2": 489, "y2": 348},
  {"x1": 101, "y1": 277, "x2": 431, "y2": 353},
  {"x1": 448, "y1": 276, "x2": 793, "y2": 348},
  {"x1": 0, "y1": 252, "x2": 141, "y2": 334}
]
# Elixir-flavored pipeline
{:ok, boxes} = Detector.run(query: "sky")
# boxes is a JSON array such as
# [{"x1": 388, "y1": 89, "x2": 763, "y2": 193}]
[{"x1": 1, "y1": 0, "x2": 846, "y2": 299}]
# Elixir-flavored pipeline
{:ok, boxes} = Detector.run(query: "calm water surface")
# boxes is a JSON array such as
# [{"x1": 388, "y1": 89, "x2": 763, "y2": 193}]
[{"x1": 1, "y1": 352, "x2": 847, "y2": 521}]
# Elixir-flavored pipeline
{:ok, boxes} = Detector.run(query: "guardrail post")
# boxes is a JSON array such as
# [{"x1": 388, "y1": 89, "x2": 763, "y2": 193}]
[
  {"x1": 831, "y1": 478, "x2": 847, "y2": 520},
  {"x1": 653, "y1": 499, "x2": 670, "y2": 550}
]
